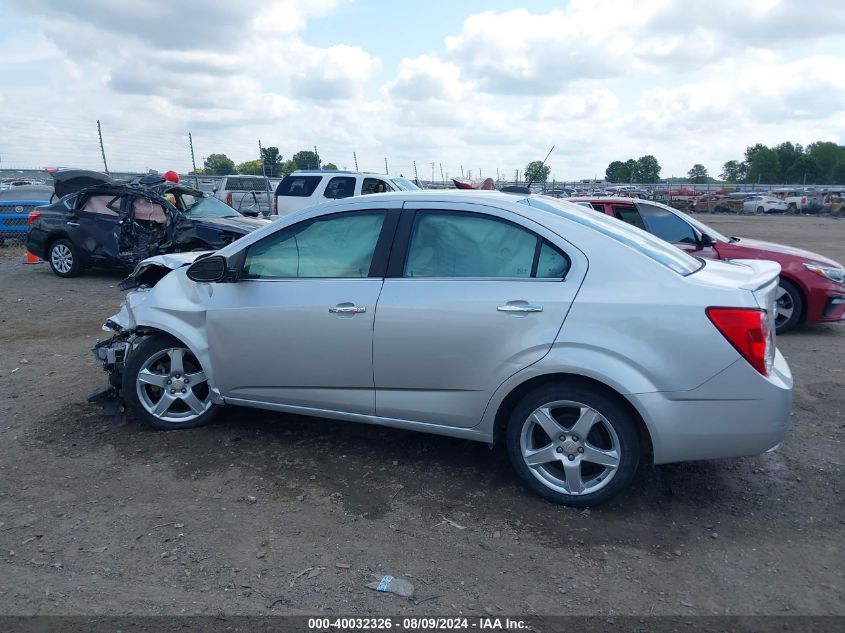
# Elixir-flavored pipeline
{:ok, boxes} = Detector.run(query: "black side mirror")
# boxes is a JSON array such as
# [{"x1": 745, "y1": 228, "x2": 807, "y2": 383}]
[
  {"x1": 241, "y1": 209, "x2": 259, "y2": 217},
  {"x1": 700, "y1": 233, "x2": 715, "y2": 248},
  {"x1": 187, "y1": 255, "x2": 227, "y2": 283}
]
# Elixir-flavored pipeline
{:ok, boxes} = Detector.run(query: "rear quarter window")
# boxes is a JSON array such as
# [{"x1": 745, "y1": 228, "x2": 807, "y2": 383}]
[
  {"x1": 275, "y1": 176, "x2": 322, "y2": 197},
  {"x1": 225, "y1": 177, "x2": 269, "y2": 191}
]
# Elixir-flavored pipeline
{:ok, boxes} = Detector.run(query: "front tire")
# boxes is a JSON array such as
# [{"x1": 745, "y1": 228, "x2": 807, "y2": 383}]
[
  {"x1": 505, "y1": 383, "x2": 640, "y2": 507},
  {"x1": 756, "y1": 205, "x2": 765, "y2": 214},
  {"x1": 48, "y1": 238, "x2": 82, "y2": 277},
  {"x1": 123, "y1": 334, "x2": 218, "y2": 430},
  {"x1": 775, "y1": 279, "x2": 803, "y2": 334}
]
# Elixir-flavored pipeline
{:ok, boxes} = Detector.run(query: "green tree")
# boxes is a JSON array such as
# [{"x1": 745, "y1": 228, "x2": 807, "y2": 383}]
[
  {"x1": 806, "y1": 141, "x2": 845, "y2": 183},
  {"x1": 624, "y1": 158, "x2": 638, "y2": 182},
  {"x1": 746, "y1": 147, "x2": 780, "y2": 184},
  {"x1": 236, "y1": 159, "x2": 264, "y2": 175},
  {"x1": 605, "y1": 160, "x2": 628, "y2": 183},
  {"x1": 774, "y1": 142, "x2": 801, "y2": 182},
  {"x1": 635, "y1": 155, "x2": 661, "y2": 183},
  {"x1": 720, "y1": 160, "x2": 746, "y2": 183},
  {"x1": 322, "y1": 162, "x2": 338, "y2": 170},
  {"x1": 785, "y1": 154, "x2": 820, "y2": 184},
  {"x1": 292, "y1": 150, "x2": 321, "y2": 171},
  {"x1": 524, "y1": 160, "x2": 551, "y2": 183},
  {"x1": 280, "y1": 159, "x2": 298, "y2": 175},
  {"x1": 260, "y1": 146, "x2": 282, "y2": 177},
  {"x1": 687, "y1": 164, "x2": 709, "y2": 184},
  {"x1": 832, "y1": 159, "x2": 845, "y2": 185},
  {"x1": 203, "y1": 153, "x2": 236, "y2": 175},
  {"x1": 744, "y1": 143, "x2": 767, "y2": 166}
]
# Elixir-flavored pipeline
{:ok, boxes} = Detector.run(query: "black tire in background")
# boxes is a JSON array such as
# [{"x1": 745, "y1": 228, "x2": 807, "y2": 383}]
[
  {"x1": 775, "y1": 278, "x2": 804, "y2": 334},
  {"x1": 48, "y1": 238, "x2": 82, "y2": 278}
]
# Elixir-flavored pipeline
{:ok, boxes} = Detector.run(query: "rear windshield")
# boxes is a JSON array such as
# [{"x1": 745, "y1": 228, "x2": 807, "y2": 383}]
[
  {"x1": 522, "y1": 196, "x2": 703, "y2": 275},
  {"x1": 275, "y1": 175, "x2": 322, "y2": 197},
  {"x1": 224, "y1": 177, "x2": 269, "y2": 191}
]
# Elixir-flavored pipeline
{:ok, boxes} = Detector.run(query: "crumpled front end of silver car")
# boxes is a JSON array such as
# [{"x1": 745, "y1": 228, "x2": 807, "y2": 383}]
[{"x1": 89, "y1": 253, "x2": 209, "y2": 414}]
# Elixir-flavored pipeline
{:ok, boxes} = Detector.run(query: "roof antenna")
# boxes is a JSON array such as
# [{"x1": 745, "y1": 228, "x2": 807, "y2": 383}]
[{"x1": 525, "y1": 145, "x2": 554, "y2": 190}]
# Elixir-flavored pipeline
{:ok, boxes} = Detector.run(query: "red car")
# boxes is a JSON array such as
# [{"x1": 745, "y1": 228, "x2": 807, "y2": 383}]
[{"x1": 570, "y1": 197, "x2": 845, "y2": 333}]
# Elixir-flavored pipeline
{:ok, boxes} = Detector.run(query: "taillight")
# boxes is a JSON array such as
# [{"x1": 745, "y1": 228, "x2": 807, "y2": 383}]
[
  {"x1": 225, "y1": 192, "x2": 233, "y2": 206},
  {"x1": 28, "y1": 210, "x2": 41, "y2": 225},
  {"x1": 801, "y1": 197, "x2": 807, "y2": 205},
  {"x1": 706, "y1": 307, "x2": 772, "y2": 376}
]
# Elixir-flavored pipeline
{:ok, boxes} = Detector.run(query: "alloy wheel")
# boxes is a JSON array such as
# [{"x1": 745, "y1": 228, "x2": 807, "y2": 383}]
[
  {"x1": 519, "y1": 400, "x2": 621, "y2": 496},
  {"x1": 136, "y1": 347, "x2": 211, "y2": 423},
  {"x1": 775, "y1": 285, "x2": 794, "y2": 328},
  {"x1": 51, "y1": 243, "x2": 73, "y2": 274}
]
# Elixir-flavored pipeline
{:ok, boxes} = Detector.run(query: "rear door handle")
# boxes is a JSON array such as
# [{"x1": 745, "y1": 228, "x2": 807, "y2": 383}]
[
  {"x1": 497, "y1": 303, "x2": 543, "y2": 313},
  {"x1": 329, "y1": 303, "x2": 366, "y2": 314}
]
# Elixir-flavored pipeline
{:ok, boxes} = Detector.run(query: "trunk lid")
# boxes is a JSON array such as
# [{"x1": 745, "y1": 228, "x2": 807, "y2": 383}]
[{"x1": 49, "y1": 169, "x2": 116, "y2": 198}]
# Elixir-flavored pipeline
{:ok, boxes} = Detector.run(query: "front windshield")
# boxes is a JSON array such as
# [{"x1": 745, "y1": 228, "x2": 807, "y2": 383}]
[
  {"x1": 523, "y1": 196, "x2": 703, "y2": 276},
  {"x1": 390, "y1": 177, "x2": 420, "y2": 191},
  {"x1": 646, "y1": 200, "x2": 730, "y2": 242},
  {"x1": 183, "y1": 195, "x2": 240, "y2": 218}
]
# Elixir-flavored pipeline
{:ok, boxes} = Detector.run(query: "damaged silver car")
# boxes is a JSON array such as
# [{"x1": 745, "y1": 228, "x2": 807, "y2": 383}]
[{"x1": 92, "y1": 191, "x2": 792, "y2": 507}]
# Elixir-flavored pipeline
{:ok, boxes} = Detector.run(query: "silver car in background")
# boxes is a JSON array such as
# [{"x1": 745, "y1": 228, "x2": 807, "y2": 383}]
[{"x1": 92, "y1": 192, "x2": 792, "y2": 506}]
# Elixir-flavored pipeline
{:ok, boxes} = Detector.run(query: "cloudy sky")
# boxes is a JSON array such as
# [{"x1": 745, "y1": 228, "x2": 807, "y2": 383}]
[{"x1": 1, "y1": 0, "x2": 844, "y2": 180}]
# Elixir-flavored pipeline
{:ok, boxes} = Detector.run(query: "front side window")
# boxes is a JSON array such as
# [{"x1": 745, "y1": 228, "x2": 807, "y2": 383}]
[
  {"x1": 324, "y1": 177, "x2": 356, "y2": 199},
  {"x1": 361, "y1": 178, "x2": 391, "y2": 195},
  {"x1": 243, "y1": 211, "x2": 385, "y2": 279},
  {"x1": 634, "y1": 202, "x2": 697, "y2": 244},
  {"x1": 404, "y1": 211, "x2": 568, "y2": 279}
]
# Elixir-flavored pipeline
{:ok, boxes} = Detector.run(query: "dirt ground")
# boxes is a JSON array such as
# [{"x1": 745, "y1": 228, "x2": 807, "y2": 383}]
[{"x1": 0, "y1": 214, "x2": 843, "y2": 617}]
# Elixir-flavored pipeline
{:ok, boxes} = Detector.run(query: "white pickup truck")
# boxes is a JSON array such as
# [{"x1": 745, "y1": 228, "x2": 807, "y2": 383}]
[
  {"x1": 771, "y1": 188, "x2": 823, "y2": 214},
  {"x1": 213, "y1": 175, "x2": 273, "y2": 217}
]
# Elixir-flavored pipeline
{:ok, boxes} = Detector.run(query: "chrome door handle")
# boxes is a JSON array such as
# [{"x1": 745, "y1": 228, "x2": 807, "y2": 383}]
[
  {"x1": 66, "y1": 222, "x2": 80, "y2": 227},
  {"x1": 497, "y1": 303, "x2": 543, "y2": 313},
  {"x1": 329, "y1": 303, "x2": 366, "y2": 314}
]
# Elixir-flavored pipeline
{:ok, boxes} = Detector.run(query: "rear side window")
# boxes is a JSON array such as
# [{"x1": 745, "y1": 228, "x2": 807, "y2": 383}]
[
  {"x1": 324, "y1": 177, "x2": 356, "y2": 199},
  {"x1": 275, "y1": 175, "x2": 322, "y2": 197},
  {"x1": 224, "y1": 177, "x2": 269, "y2": 191},
  {"x1": 523, "y1": 197, "x2": 701, "y2": 276},
  {"x1": 634, "y1": 202, "x2": 697, "y2": 244},
  {"x1": 403, "y1": 210, "x2": 569, "y2": 279},
  {"x1": 612, "y1": 205, "x2": 645, "y2": 230}
]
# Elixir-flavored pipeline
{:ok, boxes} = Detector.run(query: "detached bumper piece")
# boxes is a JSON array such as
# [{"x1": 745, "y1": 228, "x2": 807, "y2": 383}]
[{"x1": 89, "y1": 335, "x2": 132, "y2": 422}]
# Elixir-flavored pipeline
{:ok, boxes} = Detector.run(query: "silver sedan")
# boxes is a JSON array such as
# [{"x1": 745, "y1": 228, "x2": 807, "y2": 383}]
[{"x1": 93, "y1": 192, "x2": 792, "y2": 506}]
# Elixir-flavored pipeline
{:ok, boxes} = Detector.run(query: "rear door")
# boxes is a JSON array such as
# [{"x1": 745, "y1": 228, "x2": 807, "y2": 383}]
[
  {"x1": 72, "y1": 192, "x2": 124, "y2": 261},
  {"x1": 372, "y1": 202, "x2": 587, "y2": 428}
]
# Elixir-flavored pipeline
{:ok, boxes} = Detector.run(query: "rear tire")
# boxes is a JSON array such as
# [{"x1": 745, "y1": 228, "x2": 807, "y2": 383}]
[
  {"x1": 787, "y1": 202, "x2": 798, "y2": 214},
  {"x1": 756, "y1": 205, "x2": 765, "y2": 214},
  {"x1": 505, "y1": 382, "x2": 640, "y2": 507},
  {"x1": 775, "y1": 279, "x2": 803, "y2": 334},
  {"x1": 123, "y1": 334, "x2": 219, "y2": 430},
  {"x1": 48, "y1": 238, "x2": 82, "y2": 278}
]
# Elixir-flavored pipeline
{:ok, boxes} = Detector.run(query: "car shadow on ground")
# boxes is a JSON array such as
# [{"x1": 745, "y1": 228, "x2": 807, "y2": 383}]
[{"x1": 31, "y1": 400, "x2": 793, "y2": 550}]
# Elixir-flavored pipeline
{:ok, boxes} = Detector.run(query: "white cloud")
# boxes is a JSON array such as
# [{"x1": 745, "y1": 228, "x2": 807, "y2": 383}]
[{"x1": 0, "y1": 0, "x2": 844, "y2": 180}]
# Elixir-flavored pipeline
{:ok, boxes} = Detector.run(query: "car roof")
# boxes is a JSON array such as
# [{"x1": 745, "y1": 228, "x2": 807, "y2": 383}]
[
  {"x1": 566, "y1": 196, "x2": 641, "y2": 204},
  {"x1": 290, "y1": 170, "x2": 397, "y2": 177}
]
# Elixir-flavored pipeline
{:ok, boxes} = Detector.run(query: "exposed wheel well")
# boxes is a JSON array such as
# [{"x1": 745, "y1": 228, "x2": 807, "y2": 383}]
[{"x1": 492, "y1": 373, "x2": 653, "y2": 459}]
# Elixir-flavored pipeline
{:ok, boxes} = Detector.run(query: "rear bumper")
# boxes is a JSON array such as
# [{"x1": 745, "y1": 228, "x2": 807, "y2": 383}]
[
  {"x1": 25, "y1": 225, "x2": 49, "y2": 259},
  {"x1": 632, "y1": 351, "x2": 792, "y2": 464}
]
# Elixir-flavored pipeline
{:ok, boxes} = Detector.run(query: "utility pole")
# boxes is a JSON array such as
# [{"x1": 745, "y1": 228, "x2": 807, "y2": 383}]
[
  {"x1": 385, "y1": 157, "x2": 389, "y2": 174},
  {"x1": 460, "y1": 165, "x2": 464, "y2": 178},
  {"x1": 188, "y1": 132, "x2": 199, "y2": 187},
  {"x1": 413, "y1": 160, "x2": 420, "y2": 187},
  {"x1": 314, "y1": 146, "x2": 320, "y2": 169},
  {"x1": 430, "y1": 162, "x2": 435, "y2": 185},
  {"x1": 97, "y1": 120, "x2": 109, "y2": 174},
  {"x1": 258, "y1": 139, "x2": 271, "y2": 214},
  {"x1": 353, "y1": 152, "x2": 359, "y2": 172},
  {"x1": 440, "y1": 163, "x2": 445, "y2": 186},
  {"x1": 258, "y1": 139, "x2": 268, "y2": 178}
]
